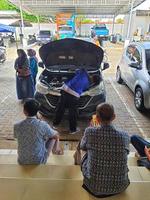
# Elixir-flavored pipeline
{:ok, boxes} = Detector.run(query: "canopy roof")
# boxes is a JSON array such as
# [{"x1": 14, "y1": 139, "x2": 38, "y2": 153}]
[
  {"x1": 0, "y1": 23, "x2": 16, "y2": 33},
  {"x1": 10, "y1": 20, "x2": 32, "y2": 27},
  {"x1": 9, "y1": 0, "x2": 146, "y2": 16}
]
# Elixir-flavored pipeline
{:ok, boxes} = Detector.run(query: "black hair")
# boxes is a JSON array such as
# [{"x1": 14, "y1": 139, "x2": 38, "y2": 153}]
[
  {"x1": 96, "y1": 103, "x2": 114, "y2": 122},
  {"x1": 24, "y1": 98, "x2": 40, "y2": 117},
  {"x1": 17, "y1": 49, "x2": 27, "y2": 66}
]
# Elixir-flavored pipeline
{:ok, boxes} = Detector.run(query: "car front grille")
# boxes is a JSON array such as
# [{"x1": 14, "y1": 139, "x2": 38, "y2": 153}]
[
  {"x1": 46, "y1": 94, "x2": 59, "y2": 107},
  {"x1": 46, "y1": 94, "x2": 91, "y2": 108}
]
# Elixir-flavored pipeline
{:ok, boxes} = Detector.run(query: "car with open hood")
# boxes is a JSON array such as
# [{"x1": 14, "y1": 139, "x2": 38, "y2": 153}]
[{"x1": 35, "y1": 38, "x2": 109, "y2": 117}]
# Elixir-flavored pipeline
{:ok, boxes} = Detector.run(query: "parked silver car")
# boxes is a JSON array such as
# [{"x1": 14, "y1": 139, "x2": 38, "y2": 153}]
[{"x1": 116, "y1": 42, "x2": 150, "y2": 111}]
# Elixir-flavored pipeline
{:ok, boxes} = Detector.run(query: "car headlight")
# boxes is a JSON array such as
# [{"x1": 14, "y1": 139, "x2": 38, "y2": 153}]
[
  {"x1": 36, "y1": 81, "x2": 49, "y2": 94},
  {"x1": 82, "y1": 82, "x2": 105, "y2": 96}
]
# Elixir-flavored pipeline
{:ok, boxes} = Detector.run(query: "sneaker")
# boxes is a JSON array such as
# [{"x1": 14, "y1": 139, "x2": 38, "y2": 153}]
[{"x1": 69, "y1": 128, "x2": 80, "y2": 135}]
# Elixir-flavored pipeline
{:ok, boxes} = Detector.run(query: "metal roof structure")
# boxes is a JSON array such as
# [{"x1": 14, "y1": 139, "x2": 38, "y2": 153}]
[
  {"x1": 9, "y1": 0, "x2": 146, "y2": 16},
  {"x1": 0, "y1": 11, "x2": 19, "y2": 19}
]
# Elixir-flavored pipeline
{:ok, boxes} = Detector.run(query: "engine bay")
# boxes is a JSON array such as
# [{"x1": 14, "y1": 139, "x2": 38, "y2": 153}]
[{"x1": 40, "y1": 69, "x2": 102, "y2": 91}]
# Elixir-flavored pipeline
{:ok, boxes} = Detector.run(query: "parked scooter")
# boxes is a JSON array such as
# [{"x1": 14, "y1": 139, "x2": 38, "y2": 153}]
[
  {"x1": 9, "y1": 34, "x2": 15, "y2": 43},
  {"x1": 0, "y1": 46, "x2": 6, "y2": 63},
  {"x1": 27, "y1": 34, "x2": 37, "y2": 45},
  {"x1": 0, "y1": 36, "x2": 4, "y2": 46}
]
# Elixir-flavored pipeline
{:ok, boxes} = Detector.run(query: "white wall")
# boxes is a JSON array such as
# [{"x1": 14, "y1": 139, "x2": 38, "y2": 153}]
[
  {"x1": 0, "y1": 19, "x2": 57, "y2": 39},
  {"x1": 0, "y1": 18, "x2": 124, "y2": 39},
  {"x1": 123, "y1": 13, "x2": 150, "y2": 39}
]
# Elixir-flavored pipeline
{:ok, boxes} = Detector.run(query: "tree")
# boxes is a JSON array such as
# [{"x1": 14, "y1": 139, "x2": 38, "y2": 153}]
[
  {"x1": 0, "y1": 0, "x2": 48, "y2": 22},
  {"x1": 116, "y1": 18, "x2": 124, "y2": 24}
]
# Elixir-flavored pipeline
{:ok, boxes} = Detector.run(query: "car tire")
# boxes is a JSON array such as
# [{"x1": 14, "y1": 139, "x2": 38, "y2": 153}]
[
  {"x1": 134, "y1": 87, "x2": 145, "y2": 111},
  {"x1": 116, "y1": 67, "x2": 123, "y2": 84}
]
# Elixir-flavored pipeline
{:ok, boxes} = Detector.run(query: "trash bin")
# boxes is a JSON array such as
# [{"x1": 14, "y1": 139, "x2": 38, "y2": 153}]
[
  {"x1": 116, "y1": 34, "x2": 121, "y2": 42},
  {"x1": 110, "y1": 34, "x2": 117, "y2": 43}
]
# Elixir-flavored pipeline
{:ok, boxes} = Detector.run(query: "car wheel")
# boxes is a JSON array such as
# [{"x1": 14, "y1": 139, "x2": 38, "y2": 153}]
[
  {"x1": 134, "y1": 87, "x2": 145, "y2": 111},
  {"x1": 116, "y1": 67, "x2": 123, "y2": 84}
]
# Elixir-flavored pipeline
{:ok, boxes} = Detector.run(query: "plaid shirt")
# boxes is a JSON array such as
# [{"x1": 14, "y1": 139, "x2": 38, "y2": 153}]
[{"x1": 80, "y1": 124, "x2": 130, "y2": 196}]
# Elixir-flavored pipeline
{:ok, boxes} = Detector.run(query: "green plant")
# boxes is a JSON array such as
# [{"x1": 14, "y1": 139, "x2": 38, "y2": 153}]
[{"x1": 0, "y1": 0, "x2": 48, "y2": 22}]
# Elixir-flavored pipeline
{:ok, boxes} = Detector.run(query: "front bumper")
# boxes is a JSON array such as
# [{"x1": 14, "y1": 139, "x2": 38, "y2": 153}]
[{"x1": 35, "y1": 92, "x2": 106, "y2": 118}]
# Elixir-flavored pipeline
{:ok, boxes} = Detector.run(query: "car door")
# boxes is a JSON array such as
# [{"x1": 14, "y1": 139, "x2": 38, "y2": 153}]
[
  {"x1": 120, "y1": 45, "x2": 133, "y2": 84},
  {"x1": 126, "y1": 46, "x2": 142, "y2": 91}
]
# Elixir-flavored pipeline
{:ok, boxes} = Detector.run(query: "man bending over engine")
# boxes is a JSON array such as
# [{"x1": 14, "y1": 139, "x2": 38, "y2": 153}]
[{"x1": 53, "y1": 68, "x2": 100, "y2": 134}]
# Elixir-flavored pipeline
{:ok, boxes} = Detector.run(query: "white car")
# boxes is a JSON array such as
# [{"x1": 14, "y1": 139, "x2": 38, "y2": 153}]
[
  {"x1": 35, "y1": 38, "x2": 109, "y2": 117},
  {"x1": 116, "y1": 42, "x2": 150, "y2": 111}
]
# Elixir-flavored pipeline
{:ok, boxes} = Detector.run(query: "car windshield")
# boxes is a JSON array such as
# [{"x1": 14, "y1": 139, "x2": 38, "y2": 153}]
[
  {"x1": 59, "y1": 26, "x2": 72, "y2": 31},
  {"x1": 93, "y1": 25, "x2": 106, "y2": 29},
  {"x1": 39, "y1": 31, "x2": 51, "y2": 36},
  {"x1": 145, "y1": 49, "x2": 150, "y2": 72}
]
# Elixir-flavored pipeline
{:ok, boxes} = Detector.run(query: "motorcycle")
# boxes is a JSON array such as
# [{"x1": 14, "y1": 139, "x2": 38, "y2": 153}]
[
  {"x1": 0, "y1": 46, "x2": 6, "y2": 63},
  {"x1": 27, "y1": 34, "x2": 37, "y2": 45},
  {"x1": 9, "y1": 35, "x2": 15, "y2": 43}
]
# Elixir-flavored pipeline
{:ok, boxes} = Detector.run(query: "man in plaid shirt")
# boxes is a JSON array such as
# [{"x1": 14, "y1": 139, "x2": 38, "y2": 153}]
[{"x1": 80, "y1": 103, "x2": 130, "y2": 198}]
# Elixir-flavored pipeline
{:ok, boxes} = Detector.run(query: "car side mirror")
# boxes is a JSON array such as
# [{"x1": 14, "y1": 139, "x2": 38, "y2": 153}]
[
  {"x1": 101, "y1": 62, "x2": 109, "y2": 71},
  {"x1": 129, "y1": 62, "x2": 141, "y2": 69},
  {"x1": 38, "y1": 62, "x2": 44, "y2": 68}
]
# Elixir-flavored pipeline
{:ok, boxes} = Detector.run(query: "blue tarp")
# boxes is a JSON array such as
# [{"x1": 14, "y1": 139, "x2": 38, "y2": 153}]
[{"x1": 0, "y1": 23, "x2": 16, "y2": 33}]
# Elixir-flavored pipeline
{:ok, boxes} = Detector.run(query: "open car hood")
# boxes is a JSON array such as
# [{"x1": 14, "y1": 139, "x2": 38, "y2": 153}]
[{"x1": 39, "y1": 38, "x2": 104, "y2": 70}]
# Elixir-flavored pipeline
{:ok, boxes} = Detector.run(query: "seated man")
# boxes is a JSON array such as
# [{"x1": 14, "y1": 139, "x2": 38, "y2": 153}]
[
  {"x1": 80, "y1": 103, "x2": 130, "y2": 198},
  {"x1": 53, "y1": 68, "x2": 100, "y2": 134},
  {"x1": 14, "y1": 98, "x2": 62, "y2": 165}
]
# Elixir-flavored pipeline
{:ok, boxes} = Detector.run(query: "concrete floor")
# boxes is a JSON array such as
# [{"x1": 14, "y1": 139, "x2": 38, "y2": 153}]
[{"x1": 0, "y1": 41, "x2": 150, "y2": 149}]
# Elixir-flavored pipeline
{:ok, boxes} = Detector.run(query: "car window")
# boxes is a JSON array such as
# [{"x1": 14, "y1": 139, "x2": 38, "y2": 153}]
[
  {"x1": 145, "y1": 49, "x2": 150, "y2": 72},
  {"x1": 39, "y1": 31, "x2": 51, "y2": 36},
  {"x1": 126, "y1": 45, "x2": 141, "y2": 64},
  {"x1": 59, "y1": 26, "x2": 72, "y2": 31}
]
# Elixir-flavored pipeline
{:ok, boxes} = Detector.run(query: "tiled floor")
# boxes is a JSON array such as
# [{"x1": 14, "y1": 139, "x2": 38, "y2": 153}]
[{"x1": 0, "y1": 42, "x2": 150, "y2": 149}]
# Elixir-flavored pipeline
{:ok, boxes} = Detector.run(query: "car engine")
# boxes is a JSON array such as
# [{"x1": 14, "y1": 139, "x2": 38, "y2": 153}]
[{"x1": 40, "y1": 71, "x2": 73, "y2": 90}]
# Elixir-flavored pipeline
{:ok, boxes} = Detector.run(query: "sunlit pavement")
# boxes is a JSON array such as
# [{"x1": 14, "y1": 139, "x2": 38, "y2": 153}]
[{"x1": 0, "y1": 41, "x2": 150, "y2": 148}]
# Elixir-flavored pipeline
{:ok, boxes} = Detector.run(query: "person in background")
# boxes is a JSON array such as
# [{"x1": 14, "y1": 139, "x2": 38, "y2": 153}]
[
  {"x1": 93, "y1": 36, "x2": 100, "y2": 47},
  {"x1": 80, "y1": 103, "x2": 130, "y2": 198},
  {"x1": 14, "y1": 49, "x2": 34, "y2": 101},
  {"x1": 27, "y1": 49, "x2": 38, "y2": 87},
  {"x1": 14, "y1": 98, "x2": 63, "y2": 165},
  {"x1": 53, "y1": 69, "x2": 100, "y2": 134}
]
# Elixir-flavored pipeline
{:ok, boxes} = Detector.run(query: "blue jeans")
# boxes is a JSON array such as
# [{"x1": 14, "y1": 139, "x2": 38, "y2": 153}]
[{"x1": 131, "y1": 135, "x2": 150, "y2": 157}]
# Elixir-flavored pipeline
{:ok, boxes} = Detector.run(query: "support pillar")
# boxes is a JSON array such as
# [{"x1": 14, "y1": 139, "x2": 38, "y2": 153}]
[
  {"x1": 37, "y1": 15, "x2": 41, "y2": 32},
  {"x1": 19, "y1": 0, "x2": 24, "y2": 46},
  {"x1": 112, "y1": 15, "x2": 115, "y2": 35},
  {"x1": 126, "y1": 0, "x2": 134, "y2": 39}
]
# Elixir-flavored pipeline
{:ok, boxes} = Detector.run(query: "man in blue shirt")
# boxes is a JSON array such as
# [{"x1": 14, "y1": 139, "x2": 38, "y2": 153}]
[
  {"x1": 53, "y1": 69, "x2": 100, "y2": 134},
  {"x1": 14, "y1": 99, "x2": 62, "y2": 165}
]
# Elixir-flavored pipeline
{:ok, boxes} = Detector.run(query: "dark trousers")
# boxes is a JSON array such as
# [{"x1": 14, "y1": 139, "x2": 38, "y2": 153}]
[
  {"x1": 131, "y1": 135, "x2": 150, "y2": 157},
  {"x1": 53, "y1": 90, "x2": 79, "y2": 132}
]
